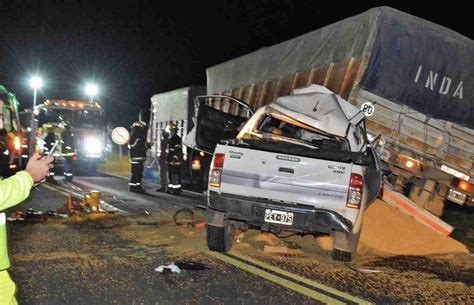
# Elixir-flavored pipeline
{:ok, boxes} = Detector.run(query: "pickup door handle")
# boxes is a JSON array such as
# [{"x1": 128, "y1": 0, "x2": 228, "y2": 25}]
[{"x1": 279, "y1": 167, "x2": 294, "y2": 174}]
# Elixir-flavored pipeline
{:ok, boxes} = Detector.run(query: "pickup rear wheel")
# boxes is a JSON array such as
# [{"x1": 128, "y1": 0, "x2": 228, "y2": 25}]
[
  {"x1": 207, "y1": 222, "x2": 235, "y2": 253},
  {"x1": 331, "y1": 248, "x2": 352, "y2": 262},
  {"x1": 331, "y1": 231, "x2": 360, "y2": 262}
]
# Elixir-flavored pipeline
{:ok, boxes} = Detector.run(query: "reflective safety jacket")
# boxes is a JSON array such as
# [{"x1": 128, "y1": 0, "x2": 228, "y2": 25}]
[
  {"x1": 167, "y1": 134, "x2": 183, "y2": 165},
  {"x1": 0, "y1": 171, "x2": 33, "y2": 270},
  {"x1": 128, "y1": 129, "x2": 147, "y2": 162},
  {"x1": 61, "y1": 130, "x2": 75, "y2": 157}
]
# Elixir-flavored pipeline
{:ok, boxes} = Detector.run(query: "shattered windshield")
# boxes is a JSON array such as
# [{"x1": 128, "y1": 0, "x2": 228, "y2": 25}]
[{"x1": 256, "y1": 114, "x2": 349, "y2": 151}]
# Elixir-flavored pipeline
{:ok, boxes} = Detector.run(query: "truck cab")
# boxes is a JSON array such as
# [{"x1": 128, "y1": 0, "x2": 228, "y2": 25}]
[{"x1": 35, "y1": 100, "x2": 109, "y2": 172}]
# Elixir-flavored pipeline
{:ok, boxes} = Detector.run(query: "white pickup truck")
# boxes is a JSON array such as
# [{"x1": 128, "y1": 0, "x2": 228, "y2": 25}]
[{"x1": 189, "y1": 85, "x2": 383, "y2": 261}]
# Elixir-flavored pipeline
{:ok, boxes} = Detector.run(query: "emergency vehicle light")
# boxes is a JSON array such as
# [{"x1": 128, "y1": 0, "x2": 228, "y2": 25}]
[{"x1": 14, "y1": 136, "x2": 21, "y2": 151}]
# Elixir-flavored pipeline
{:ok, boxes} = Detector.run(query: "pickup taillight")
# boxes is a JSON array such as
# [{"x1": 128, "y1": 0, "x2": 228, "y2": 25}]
[
  {"x1": 209, "y1": 153, "x2": 225, "y2": 188},
  {"x1": 347, "y1": 173, "x2": 363, "y2": 209},
  {"x1": 457, "y1": 179, "x2": 473, "y2": 194}
]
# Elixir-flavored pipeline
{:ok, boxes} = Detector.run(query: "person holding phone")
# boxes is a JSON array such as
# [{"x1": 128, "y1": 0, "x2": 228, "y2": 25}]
[{"x1": 0, "y1": 153, "x2": 54, "y2": 305}]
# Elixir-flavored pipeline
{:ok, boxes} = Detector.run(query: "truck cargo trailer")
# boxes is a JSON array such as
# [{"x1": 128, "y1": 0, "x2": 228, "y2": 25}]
[
  {"x1": 147, "y1": 86, "x2": 207, "y2": 190},
  {"x1": 204, "y1": 6, "x2": 473, "y2": 216}
]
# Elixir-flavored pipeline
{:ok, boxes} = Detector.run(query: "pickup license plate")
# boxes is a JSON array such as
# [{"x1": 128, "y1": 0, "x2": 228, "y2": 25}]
[
  {"x1": 447, "y1": 189, "x2": 467, "y2": 206},
  {"x1": 264, "y1": 209, "x2": 294, "y2": 225}
]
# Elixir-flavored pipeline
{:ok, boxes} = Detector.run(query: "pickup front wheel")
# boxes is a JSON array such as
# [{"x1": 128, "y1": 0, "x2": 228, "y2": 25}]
[{"x1": 207, "y1": 222, "x2": 235, "y2": 253}]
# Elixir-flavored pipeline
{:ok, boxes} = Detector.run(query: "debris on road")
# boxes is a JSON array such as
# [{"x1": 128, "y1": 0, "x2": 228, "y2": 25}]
[
  {"x1": 136, "y1": 220, "x2": 160, "y2": 226},
  {"x1": 315, "y1": 236, "x2": 333, "y2": 251},
  {"x1": 192, "y1": 220, "x2": 206, "y2": 229},
  {"x1": 263, "y1": 245, "x2": 302, "y2": 255},
  {"x1": 84, "y1": 216, "x2": 129, "y2": 229},
  {"x1": 360, "y1": 200, "x2": 469, "y2": 256},
  {"x1": 254, "y1": 232, "x2": 278, "y2": 245},
  {"x1": 175, "y1": 261, "x2": 210, "y2": 271},
  {"x1": 7, "y1": 211, "x2": 25, "y2": 221},
  {"x1": 154, "y1": 263, "x2": 181, "y2": 274},
  {"x1": 173, "y1": 208, "x2": 195, "y2": 226},
  {"x1": 345, "y1": 264, "x2": 382, "y2": 273},
  {"x1": 154, "y1": 261, "x2": 210, "y2": 275}
]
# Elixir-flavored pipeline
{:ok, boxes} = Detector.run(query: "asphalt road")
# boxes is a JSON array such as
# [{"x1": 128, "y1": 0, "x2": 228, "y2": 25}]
[{"x1": 6, "y1": 175, "x2": 473, "y2": 304}]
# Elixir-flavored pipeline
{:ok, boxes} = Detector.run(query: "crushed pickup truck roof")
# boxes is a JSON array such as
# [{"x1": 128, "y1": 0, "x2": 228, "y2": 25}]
[{"x1": 269, "y1": 85, "x2": 364, "y2": 138}]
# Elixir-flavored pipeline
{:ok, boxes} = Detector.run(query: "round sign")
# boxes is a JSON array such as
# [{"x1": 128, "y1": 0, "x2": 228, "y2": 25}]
[
  {"x1": 111, "y1": 127, "x2": 130, "y2": 145},
  {"x1": 360, "y1": 102, "x2": 375, "y2": 117}
]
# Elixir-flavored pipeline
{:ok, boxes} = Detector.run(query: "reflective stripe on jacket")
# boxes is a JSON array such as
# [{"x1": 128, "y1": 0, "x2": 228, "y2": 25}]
[{"x1": 0, "y1": 171, "x2": 33, "y2": 270}]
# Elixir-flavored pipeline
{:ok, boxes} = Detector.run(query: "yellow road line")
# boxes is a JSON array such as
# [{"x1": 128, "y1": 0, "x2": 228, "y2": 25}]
[
  {"x1": 207, "y1": 251, "x2": 346, "y2": 304},
  {"x1": 231, "y1": 253, "x2": 370, "y2": 305}
]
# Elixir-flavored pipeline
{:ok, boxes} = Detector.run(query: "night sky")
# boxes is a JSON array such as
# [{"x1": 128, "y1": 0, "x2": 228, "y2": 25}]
[{"x1": 0, "y1": 0, "x2": 471, "y2": 127}]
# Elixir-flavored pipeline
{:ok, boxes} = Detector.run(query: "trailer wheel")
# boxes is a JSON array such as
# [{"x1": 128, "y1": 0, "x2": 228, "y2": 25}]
[{"x1": 207, "y1": 222, "x2": 235, "y2": 253}]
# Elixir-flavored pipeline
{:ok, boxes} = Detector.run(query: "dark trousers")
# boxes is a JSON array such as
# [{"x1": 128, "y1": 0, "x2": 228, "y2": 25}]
[
  {"x1": 168, "y1": 164, "x2": 182, "y2": 192},
  {"x1": 130, "y1": 161, "x2": 144, "y2": 189},
  {"x1": 63, "y1": 156, "x2": 73, "y2": 181},
  {"x1": 159, "y1": 161, "x2": 168, "y2": 191}
]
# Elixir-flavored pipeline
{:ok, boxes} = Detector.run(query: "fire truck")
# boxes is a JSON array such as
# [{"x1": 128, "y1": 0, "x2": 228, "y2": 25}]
[
  {"x1": 0, "y1": 85, "x2": 23, "y2": 178},
  {"x1": 34, "y1": 100, "x2": 110, "y2": 173}
]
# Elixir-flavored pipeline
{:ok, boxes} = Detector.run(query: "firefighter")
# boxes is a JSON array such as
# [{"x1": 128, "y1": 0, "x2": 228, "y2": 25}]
[
  {"x1": 128, "y1": 121, "x2": 147, "y2": 193},
  {"x1": 167, "y1": 125, "x2": 183, "y2": 194},
  {"x1": 156, "y1": 129, "x2": 169, "y2": 192},
  {"x1": 61, "y1": 124, "x2": 75, "y2": 182},
  {"x1": 42, "y1": 124, "x2": 57, "y2": 182}
]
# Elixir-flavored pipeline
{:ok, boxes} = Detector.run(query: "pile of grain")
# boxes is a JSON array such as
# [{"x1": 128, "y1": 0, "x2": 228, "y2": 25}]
[{"x1": 359, "y1": 200, "x2": 468, "y2": 256}]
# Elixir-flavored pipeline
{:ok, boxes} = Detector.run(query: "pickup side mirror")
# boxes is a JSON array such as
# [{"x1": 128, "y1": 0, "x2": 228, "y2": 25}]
[{"x1": 371, "y1": 134, "x2": 385, "y2": 157}]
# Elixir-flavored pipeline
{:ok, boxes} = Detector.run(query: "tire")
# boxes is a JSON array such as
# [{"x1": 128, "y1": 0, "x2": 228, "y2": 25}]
[
  {"x1": 332, "y1": 248, "x2": 352, "y2": 262},
  {"x1": 207, "y1": 223, "x2": 235, "y2": 253},
  {"x1": 331, "y1": 230, "x2": 360, "y2": 262}
]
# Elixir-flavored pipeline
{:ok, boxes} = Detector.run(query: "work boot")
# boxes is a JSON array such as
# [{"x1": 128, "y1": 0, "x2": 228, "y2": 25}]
[{"x1": 130, "y1": 187, "x2": 146, "y2": 194}]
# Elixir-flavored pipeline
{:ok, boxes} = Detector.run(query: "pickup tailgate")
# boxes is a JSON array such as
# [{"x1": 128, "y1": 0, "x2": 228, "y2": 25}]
[{"x1": 217, "y1": 145, "x2": 352, "y2": 214}]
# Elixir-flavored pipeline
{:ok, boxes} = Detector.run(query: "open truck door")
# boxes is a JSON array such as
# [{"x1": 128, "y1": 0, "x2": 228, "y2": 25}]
[
  {"x1": 183, "y1": 95, "x2": 253, "y2": 191},
  {"x1": 185, "y1": 95, "x2": 254, "y2": 154}
]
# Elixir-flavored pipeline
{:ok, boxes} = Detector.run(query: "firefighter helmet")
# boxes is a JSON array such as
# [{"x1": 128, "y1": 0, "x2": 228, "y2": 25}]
[
  {"x1": 169, "y1": 122, "x2": 178, "y2": 131},
  {"x1": 132, "y1": 121, "x2": 146, "y2": 128}
]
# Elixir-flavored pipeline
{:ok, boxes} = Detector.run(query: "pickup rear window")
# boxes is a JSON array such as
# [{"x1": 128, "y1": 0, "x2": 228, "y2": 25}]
[
  {"x1": 256, "y1": 114, "x2": 350, "y2": 151},
  {"x1": 227, "y1": 138, "x2": 373, "y2": 165}
]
